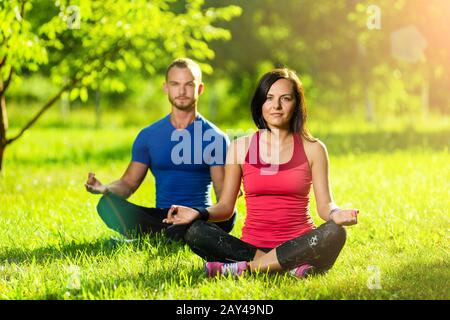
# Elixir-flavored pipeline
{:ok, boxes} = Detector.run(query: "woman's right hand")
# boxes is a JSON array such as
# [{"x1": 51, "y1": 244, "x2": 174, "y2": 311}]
[
  {"x1": 332, "y1": 209, "x2": 359, "y2": 226},
  {"x1": 163, "y1": 205, "x2": 200, "y2": 225},
  {"x1": 85, "y1": 172, "x2": 108, "y2": 194}
]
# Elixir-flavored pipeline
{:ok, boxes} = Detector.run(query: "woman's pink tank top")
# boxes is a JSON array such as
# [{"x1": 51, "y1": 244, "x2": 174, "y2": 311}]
[{"x1": 241, "y1": 131, "x2": 316, "y2": 248}]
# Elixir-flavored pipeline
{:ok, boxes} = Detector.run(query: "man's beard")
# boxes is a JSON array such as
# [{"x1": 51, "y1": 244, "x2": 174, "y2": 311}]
[{"x1": 169, "y1": 96, "x2": 196, "y2": 110}]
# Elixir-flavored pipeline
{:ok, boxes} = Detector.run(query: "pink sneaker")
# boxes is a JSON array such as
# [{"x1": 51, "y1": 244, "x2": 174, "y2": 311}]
[
  {"x1": 205, "y1": 261, "x2": 248, "y2": 278},
  {"x1": 289, "y1": 264, "x2": 315, "y2": 278}
]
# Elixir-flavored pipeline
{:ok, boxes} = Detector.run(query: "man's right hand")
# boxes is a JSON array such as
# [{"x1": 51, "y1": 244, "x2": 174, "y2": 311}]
[{"x1": 85, "y1": 172, "x2": 108, "y2": 194}]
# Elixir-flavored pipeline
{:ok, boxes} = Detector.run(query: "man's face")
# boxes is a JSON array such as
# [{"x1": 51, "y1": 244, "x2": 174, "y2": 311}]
[{"x1": 164, "y1": 67, "x2": 204, "y2": 111}]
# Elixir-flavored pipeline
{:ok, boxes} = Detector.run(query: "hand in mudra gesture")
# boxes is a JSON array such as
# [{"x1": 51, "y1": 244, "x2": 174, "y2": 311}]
[
  {"x1": 332, "y1": 209, "x2": 359, "y2": 226},
  {"x1": 85, "y1": 172, "x2": 108, "y2": 194}
]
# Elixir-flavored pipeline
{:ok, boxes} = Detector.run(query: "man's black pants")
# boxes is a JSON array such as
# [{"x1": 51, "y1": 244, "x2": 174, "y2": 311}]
[{"x1": 96, "y1": 193, "x2": 236, "y2": 241}]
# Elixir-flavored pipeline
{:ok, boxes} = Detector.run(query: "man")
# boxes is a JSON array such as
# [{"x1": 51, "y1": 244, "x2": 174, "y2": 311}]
[{"x1": 85, "y1": 58, "x2": 235, "y2": 241}]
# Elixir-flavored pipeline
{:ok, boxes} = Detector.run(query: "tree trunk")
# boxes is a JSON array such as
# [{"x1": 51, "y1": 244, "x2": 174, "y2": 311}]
[
  {"x1": 208, "y1": 82, "x2": 217, "y2": 122},
  {"x1": 422, "y1": 81, "x2": 429, "y2": 119},
  {"x1": 0, "y1": 142, "x2": 4, "y2": 172},
  {"x1": 95, "y1": 88, "x2": 101, "y2": 128},
  {"x1": 365, "y1": 85, "x2": 375, "y2": 122},
  {"x1": 61, "y1": 91, "x2": 71, "y2": 122},
  {"x1": 421, "y1": 71, "x2": 429, "y2": 119},
  {"x1": 0, "y1": 93, "x2": 7, "y2": 172},
  {"x1": 358, "y1": 40, "x2": 375, "y2": 123}
]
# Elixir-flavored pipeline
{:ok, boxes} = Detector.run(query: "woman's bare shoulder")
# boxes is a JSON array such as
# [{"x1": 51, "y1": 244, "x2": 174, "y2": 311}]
[
  {"x1": 228, "y1": 133, "x2": 256, "y2": 164},
  {"x1": 301, "y1": 137, "x2": 328, "y2": 163}
]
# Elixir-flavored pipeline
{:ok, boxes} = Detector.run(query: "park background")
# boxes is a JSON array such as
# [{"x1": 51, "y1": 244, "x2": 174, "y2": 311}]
[{"x1": 0, "y1": 0, "x2": 449, "y2": 299}]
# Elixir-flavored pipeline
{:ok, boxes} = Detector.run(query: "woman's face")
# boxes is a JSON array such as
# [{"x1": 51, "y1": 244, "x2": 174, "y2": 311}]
[{"x1": 262, "y1": 79, "x2": 296, "y2": 130}]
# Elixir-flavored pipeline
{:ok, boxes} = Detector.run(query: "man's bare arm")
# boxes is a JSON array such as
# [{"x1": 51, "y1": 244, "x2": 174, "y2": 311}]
[{"x1": 85, "y1": 162, "x2": 148, "y2": 199}]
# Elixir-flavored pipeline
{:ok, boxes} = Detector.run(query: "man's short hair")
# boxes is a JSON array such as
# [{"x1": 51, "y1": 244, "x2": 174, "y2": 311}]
[{"x1": 165, "y1": 58, "x2": 202, "y2": 82}]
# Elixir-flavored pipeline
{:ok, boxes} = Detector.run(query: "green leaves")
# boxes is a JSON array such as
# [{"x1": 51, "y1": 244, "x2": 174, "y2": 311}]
[
  {"x1": 1, "y1": 0, "x2": 48, "y2": 75},
  {"x1": 79, "y1": 87, "x2": 88, "y2": 102},
  {"x1": 1, "y1": 0, "x2": 241, "y2": 101}
]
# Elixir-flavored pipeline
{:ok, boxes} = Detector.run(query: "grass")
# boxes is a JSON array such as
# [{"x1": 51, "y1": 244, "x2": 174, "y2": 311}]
[{"x1": 0, "y1": 106, "x2": 449, "y2": 299}]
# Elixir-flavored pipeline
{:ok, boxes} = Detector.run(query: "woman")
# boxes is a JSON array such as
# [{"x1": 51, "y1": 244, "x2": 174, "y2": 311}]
[{"x1": 163, "y1": 68, "x2": 359, "y2": 278}]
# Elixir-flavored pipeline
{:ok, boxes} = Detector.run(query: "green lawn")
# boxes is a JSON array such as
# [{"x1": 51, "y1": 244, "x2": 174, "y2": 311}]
[{"x1": 0, "y1": 109, "x2": 449, "y2": 299}]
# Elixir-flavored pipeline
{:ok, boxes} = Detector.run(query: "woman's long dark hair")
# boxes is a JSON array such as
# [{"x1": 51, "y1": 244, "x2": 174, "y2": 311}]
[{"x1": 251, "y1": 68, "x2": 315, "y2": 142}]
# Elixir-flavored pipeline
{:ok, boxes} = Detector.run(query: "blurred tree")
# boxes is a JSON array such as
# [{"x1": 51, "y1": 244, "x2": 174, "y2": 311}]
[
  {"x1": 209, "y1": 0, "x2": 363, "y2": 122},
  {"x1": 0, "y1": 0, "x2": 241, "y2": 171},
  {"x1": 207, "y1": 0, "x2": 450, "y2": 123},
  {"x1": 348, "y1": 0, "x2": 450, "y2": 119}
]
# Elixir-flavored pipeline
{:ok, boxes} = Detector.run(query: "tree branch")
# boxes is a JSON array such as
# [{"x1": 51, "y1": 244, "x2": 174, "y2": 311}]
[
  {"x1": 5, "y1": 77, "x2": 80, "y2": 146},
  {"x1": 19, "y1": 0, "x2": 27, "y2": 24},
  {"x1": 0, "y1": 67, "x2": 14, "y2": 96},
  {"x1": 0, "y1": 56, "x2": 6, "y2": 70},
  {"x1": 4, "y1": 35, "x2": 131, "y2": 146}
]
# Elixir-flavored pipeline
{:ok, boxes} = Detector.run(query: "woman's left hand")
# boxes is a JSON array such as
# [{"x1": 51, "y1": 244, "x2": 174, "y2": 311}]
[{"x1": 332, "y1": 209, "x2": 359, "y2": 226}]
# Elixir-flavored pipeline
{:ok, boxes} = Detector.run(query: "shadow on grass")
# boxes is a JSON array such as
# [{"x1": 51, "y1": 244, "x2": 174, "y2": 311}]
[
  {"x1": 378, "y1": 260, "x2": 449, "y2": 299},
  {"x1": 6, "y1": 248, "x2": 448, "y2": 299},
  {"x1": 0, "y1": 234, "x2": 186, "y2": 266},
  {"x1": 310, "y1": 260, "x2": 450, "y2": 300}
]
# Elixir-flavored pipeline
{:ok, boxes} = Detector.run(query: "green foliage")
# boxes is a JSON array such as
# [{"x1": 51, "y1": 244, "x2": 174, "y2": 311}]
[
  {"x1": 1, "y1": 0, "x2": 241, "y2": 102},
  {"x1": 207, "y1": 0, "x2": 450, "y2": 119},
  {"x1": 0, "y1": 0, "x2": 242, "y2": 171},
  {"x1": 0, "y1": 1, "x2": 48, "y2": 77},
  {"x1": 4, "y1": 0, "x2": 450, "y2": 126}
]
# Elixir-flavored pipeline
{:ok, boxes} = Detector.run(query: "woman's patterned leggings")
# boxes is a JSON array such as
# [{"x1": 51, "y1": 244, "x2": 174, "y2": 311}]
[{"x1": 184, "y1": 219, "x2": 346, "y2": 272}]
